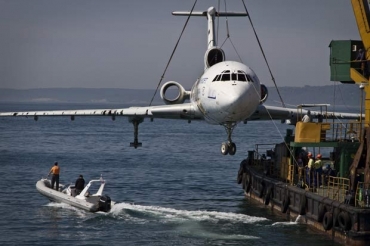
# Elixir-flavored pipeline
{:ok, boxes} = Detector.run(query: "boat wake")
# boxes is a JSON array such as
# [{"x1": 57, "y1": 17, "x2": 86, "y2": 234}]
[
  {"x1": 176, "y1": 222, "x2": 260, "y2": 240},
  {"x1": 110, "y1": 202, "x2": 268, "y2": 224},
  {"x1": 270, "y1": 215, "x2": 305, "y2": 226},
  {"x1": 44, "y1": 202, "x2": 87, "y2": 217},
  {"x1": 43, "y1": 201, "x2": 265, "y2": 240},
  {"x1": 107, "y1": 202, "x2": 264, "y2": 241},
  {"x1": 271, "y1": 221, "x2": 299, "y2": 226}
]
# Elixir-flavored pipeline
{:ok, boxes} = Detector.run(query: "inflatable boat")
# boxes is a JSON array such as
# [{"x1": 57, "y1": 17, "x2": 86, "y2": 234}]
[{"x1": 36, "y1": 175, "x2": 114, "y2": 212}]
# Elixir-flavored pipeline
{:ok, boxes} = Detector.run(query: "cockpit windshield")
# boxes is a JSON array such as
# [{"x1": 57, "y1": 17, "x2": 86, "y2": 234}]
[{"x1": 212, "y1": 70, "x2": 253, "y2": 82}]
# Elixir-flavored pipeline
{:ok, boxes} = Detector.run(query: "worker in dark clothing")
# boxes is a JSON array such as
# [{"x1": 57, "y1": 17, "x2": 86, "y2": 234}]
[{"x1": 75, "y1": 175, "x2": 85, "y2": 195}]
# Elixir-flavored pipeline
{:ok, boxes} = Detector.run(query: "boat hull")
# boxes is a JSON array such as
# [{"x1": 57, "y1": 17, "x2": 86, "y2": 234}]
[{"x1": 242, "y1": 165, "x2": 370, "y2": 246}]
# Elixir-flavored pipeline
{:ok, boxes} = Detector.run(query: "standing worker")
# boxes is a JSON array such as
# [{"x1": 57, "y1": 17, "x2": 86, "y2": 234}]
[
  {"x1": 48, "y1": 161, "x2": 60, "y2": 191},
  {"x1": 302, "y1": 110, "x2": 312, "y2": 123},
  {"x1": 297, "y1": 153, "x2": 305, "y2": 188},
  {"x1": 314, "y1": 154, "x2": 323, "y2": 189},
  {"x1": 306, "y1": 152, "x2": 314, "y2": 188},
  {"x1": 307, "y1": 152, "x2": 314, "y2": 169}
]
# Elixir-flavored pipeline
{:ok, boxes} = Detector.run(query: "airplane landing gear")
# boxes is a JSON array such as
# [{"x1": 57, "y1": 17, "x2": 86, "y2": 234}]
[
  {"x1": 229, "y1": 142, "x2": 236, "y2": 155},
  {"x1": 221, "y1": 142, "x2": 229, "y2": 155},
  {"x1": 221, "y1": 141, "x2": 236, "y2": 155},
  {"x1": 129, "y1": 118, "x2": 143, "y2": 148},
  {"x1": 221, "y1": 123, "x2": 237, "y2": 155}
]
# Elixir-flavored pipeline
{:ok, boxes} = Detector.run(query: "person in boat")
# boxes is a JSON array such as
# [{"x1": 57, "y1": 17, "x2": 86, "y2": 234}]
[
  {"x1": 302, "y1": 110, "x2": 312, "y2": 123},
  {"x1": 297, "y1": 153, "x2": 304, "y2": 167},
  {"x1": 296, "y1": 153, "x2": 305, "y2": 188},
  {"x1": 313, "y1": 154, "x2": 323, "y2": 188},
  {"x1": 48, "y1": 161, "x2": 60, "y2": 191},
  {"x1": 306, "y1": 152, "x2": 314, "y2": 188},
  {"x1": 322, "y1": 164, "x2": 335, "y2": 186},
  {"x1": 296, "y1": 153, "x2": 304, "y2": 173},
  {"x1": 75, "y1": 174, "x2": 85, "y2": 195}
]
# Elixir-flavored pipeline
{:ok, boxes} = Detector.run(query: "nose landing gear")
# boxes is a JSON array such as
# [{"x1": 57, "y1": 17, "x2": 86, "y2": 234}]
[
  {"x1": 221, "y1": 141, "x2": 236, "y2": 155},
  {"x1": 221, "y1": 123, "x2": 237, "y2": 155}
]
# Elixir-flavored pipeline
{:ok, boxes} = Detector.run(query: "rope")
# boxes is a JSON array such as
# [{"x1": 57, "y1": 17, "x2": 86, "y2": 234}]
[
  {"x1": 228, "y1": 39, "x2": 243, "y2": 63},
  {"x1": 148, "y1": 0, "x2": 198, "y2": 106},
  {"x1": 211, "y1": 1, "x2": 290, "y2": 151},
  {"x1": 218, "y1": 1, "x2": 243, "y2": 63},
  {"x1": 241, "y1": 0, "x2": 286, "y2": 108},
  {"x1": 216, "y1": 0, "x2": 221, "y2": 45},
  {"x1": 332, "y1": 57, "x2": 360, "y2": 134},
  {"x1": 224, "y1": 0, "x2": 229, "y2": 39}
]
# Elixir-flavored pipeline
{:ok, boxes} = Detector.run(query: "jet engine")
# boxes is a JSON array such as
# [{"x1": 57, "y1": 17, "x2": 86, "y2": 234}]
[
  {"x1": 260, "y1": 84, "x2": 268, "y2": 104},
  {"x1": 204, "y1": 47, "x2": 225, "y2": 68},
  {"x1": 160, "y1": 81, "x2": 190, "y2": 105}
]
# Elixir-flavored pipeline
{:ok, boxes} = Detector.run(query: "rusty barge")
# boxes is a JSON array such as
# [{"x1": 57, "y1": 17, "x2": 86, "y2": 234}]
[{"x1": 238, "y1": 120, "x2": 370, "y2": 245}]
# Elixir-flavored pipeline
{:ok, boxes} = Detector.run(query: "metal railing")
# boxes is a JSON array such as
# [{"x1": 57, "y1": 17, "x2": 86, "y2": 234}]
[
  {"x1": 298, "y1": 170, "x2": 349, "y2": 202},
  {"x1": 327, "y1": 121, "x2": 362, "y2": 142},
  {"x1": 326, "y1": 176, "x2": 350, "y2": 202}
]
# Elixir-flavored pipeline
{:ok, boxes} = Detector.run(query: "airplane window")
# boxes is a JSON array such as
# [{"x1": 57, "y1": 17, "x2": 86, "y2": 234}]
[
  {"x1": 246, "y1": 74, "x2": 254, "y2": 82},
  {"x1": 231, "y1": 73, "x2": 237, "y2": 81},
  {"x1": 213, "y1": 75, "x2": 221, "y2": 82},
  {"x1": 238, "y1": 73, "x2": 247, "y2": 81},
  {"x1": 222, "y1": 70, "x2": 230, "y2": 73},
  {"x1": 221, "y1": 73, "x2": 230, "y2": 81}
]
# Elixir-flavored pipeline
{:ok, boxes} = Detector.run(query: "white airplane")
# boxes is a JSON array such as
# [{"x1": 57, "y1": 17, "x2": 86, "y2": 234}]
[{"x1": 0, "y1": 7, "x2": 362, "y2": 155}]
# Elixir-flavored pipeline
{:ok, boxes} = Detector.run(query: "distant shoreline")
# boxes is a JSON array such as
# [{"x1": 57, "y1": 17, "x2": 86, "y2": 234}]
[{"x1": 0, "y1": 85, "x2": 362, "y2": 107}]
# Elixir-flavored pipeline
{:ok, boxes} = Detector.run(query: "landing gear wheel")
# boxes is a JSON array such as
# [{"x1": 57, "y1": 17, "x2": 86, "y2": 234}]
[
  {"x1": 228, "y1": 142, "x2": 236, "y2": 155},
  {"x1": 221, "y1": 122, "x2": 237, "y2": 155},
  {"x1": 221, "y1": 142, "x2": 229, "y2": 155}
]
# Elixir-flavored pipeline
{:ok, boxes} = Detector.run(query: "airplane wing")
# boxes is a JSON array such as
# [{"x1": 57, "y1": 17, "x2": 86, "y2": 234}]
[
  {"x1": 0, "y1": 103, "x2": 361, "y2": 122},
  {"x1": 0, "y1": 102, "x2": 205, "y2": 149},
  {"x1": 0, "y1": 102, "x2": 361, "y2": 150},
  {"x1": 248, "y1": 104, "x2": 362, "y2": 123},
  {"x1": 0, "y1": 103, "x2": 204, "y2": 121}
]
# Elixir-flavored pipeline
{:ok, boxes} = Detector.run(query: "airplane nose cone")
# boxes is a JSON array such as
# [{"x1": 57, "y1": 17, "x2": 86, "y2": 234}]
[{"x1": 218, "y1": 84, "x2": 259, "y2": 120}]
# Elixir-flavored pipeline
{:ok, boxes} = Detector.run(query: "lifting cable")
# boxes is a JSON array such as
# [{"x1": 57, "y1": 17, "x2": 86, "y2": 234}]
[
  {"x1": 217, "y1": 1, "x2": 244, "y2": 63},
  {"x1": 216, "y1": 0, "x2": 221, "y2": 45},
  {"x1": 148, "y1": 0, "x2": 198, "y2": 106},
  {"x1": 332, "y1": 58, "x2": 359, "y2": 124},
  {"x1": 331, "y1": 59, "x2": 362, "y2": 137},
  {"x1": 241, "y1": 0, "x2": 286, "y2": 108},
  {"x1": 238, "y1": 0, "x2": 300, "y2": 167}
]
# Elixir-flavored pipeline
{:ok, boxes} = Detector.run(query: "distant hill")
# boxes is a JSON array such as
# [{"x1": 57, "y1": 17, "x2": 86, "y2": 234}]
[
  {"x1": 266, "y1": 84, "x2": 361, "y2": 108},
  {"x1": 0, "y1": 84, "x2": 362, "y2": 108},
  {"x1": 0, "y1": 88, "x2": 160, "y2": 105}
]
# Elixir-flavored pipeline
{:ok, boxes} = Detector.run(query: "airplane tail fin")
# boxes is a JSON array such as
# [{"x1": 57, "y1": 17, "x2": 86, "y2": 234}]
[
  {"x1": 173, "y1": 7, "x2": 248, "y2": 70},
  {"x1": 172, "y1": 11, "x2": 248, "y2": 17}
]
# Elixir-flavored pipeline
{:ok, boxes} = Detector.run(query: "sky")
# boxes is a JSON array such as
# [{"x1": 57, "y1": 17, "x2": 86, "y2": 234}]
[{"x1": 0, "y1": 0, "x2": 361, "y2": 90}]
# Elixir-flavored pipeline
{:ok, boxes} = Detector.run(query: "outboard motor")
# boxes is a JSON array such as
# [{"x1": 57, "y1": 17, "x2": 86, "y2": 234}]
[{"x1": 98, "y1": 195, "x2": 111, "y2": 212}]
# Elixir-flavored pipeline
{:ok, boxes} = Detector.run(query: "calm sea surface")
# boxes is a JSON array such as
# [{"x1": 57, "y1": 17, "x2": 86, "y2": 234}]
[{"x1": 0, "y1": 103, "x2": 341, "y2": 246}]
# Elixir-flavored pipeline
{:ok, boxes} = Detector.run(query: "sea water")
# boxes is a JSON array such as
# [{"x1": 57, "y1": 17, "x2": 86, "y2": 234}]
[{"x1": 0, "y1": 103, "x2": 341, "y2": 246}]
